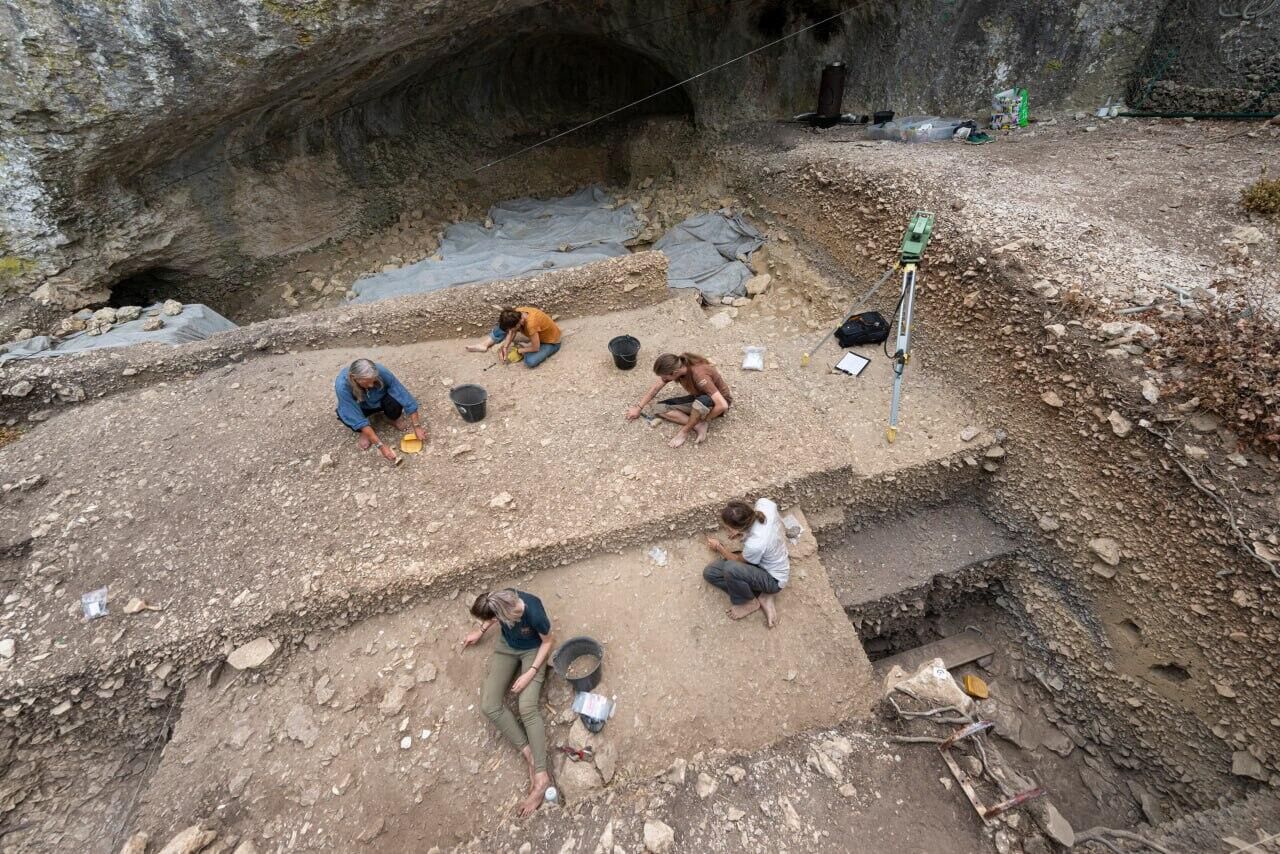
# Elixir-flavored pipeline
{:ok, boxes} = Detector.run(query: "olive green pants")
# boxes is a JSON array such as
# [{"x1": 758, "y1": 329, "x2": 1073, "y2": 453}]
[{"x1": 480, "y1": 640, "x2": 548, "y2": 772}]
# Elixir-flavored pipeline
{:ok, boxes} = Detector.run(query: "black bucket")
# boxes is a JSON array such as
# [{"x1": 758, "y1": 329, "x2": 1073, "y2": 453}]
[
  {"x1": 552, "y1": 635, "x2": 604, "y2": 693},
  {"x1": 449, "y1": 384, "x2": 488, "y2": 422},
  {"x1": 873, "y1": 109, "x2": 895, "y2": 125},
  {"x1": 608, "y1": 335, "x2": 640, "y2": 370}
]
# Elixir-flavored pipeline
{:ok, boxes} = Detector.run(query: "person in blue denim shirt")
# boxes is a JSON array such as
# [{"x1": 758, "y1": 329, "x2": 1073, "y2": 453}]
[{"x1": 334, "y1": 358, "x2": 427, "y2": 463}]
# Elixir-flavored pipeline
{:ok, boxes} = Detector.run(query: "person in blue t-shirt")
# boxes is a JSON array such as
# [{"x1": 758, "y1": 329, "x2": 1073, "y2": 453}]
[
  {"x1": 334, "y1": 358, "x2": 427, "y2": 464},
  {"x1": 461, "y1": 588, "x2": 554, "y2": 817}
]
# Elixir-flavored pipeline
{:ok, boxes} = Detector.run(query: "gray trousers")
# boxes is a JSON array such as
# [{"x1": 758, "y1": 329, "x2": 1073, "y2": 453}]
[{"x1": 703, "y1": 558, "x2": 781, "y2": 605}]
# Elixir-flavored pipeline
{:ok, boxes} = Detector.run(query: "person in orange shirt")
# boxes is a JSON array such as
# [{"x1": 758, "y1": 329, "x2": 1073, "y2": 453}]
[{"x1": 467, "y1": 306, "x2": 562, "y2": 368}]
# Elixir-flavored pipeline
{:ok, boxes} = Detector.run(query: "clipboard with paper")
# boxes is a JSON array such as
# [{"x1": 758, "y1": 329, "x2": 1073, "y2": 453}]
[{"x1": 833, "y1": 351, "x2": 870, "y2": 377}]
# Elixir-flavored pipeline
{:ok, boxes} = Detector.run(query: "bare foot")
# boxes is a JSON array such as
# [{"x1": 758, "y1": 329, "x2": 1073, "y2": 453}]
[
  {"x1": 669, "y1": 431, "x2": 689, "y2": 448},
  {"x1": 760, "y1": 594, "x2": 778, "y2": 628},
  {"x1": 518, "y1": 771, "x2": 551, "y2": 817},
  {"x1": 727, "y1": 598, "x2": 762, "y2": 620},
  {"x1": 466, "y1": 343, "x2": 490, "y2": 352},
  {"x1": 357, "y1": 435, "x2": 372, "y2": 450},
  {"x1": 693, "y1": 422, "x2": 709, "y2": 444},
  {"x1": 393, "y1": 416, "x2": 411, "y2": 431}
]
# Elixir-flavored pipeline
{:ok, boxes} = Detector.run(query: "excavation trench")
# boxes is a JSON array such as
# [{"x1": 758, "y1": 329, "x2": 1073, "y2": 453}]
[{"x1": 0, "y1": 159, "x2": 1274, "y2": 851}]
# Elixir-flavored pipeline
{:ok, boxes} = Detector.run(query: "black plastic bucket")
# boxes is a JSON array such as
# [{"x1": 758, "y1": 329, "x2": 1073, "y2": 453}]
[
  {"x1": 449, "y1": 384, "x2": 488, "y2": 422},
  {"x1": 873, "y1": 109, "x2": 895, "y2": 124},
  {"x1": 552, "y1": 635, "x2": 604, "y2": 693},
  {"x1": 608, "y1": 335, "x2": 640, "y2": 370}
]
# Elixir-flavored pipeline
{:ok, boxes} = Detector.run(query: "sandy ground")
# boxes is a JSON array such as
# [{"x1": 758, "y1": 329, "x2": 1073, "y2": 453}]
[
  {"x1": 0, "y1": 292, "x2": 983, "y2": 700},
  {"x1": 131, "y1": 532, "x2": 870, "y2": 849}
]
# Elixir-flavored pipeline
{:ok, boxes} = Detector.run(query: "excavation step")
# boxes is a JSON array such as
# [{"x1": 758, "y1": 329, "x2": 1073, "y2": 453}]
[
  {"x1": 871, "y1": 629, "x2": 994, "y2": 680},
  {"x1": 133, "y1": 536, "x2": 872, "y2": 849},
  {"x1": 821, "y1": 503, "x2": 1016, "y2": 612}
]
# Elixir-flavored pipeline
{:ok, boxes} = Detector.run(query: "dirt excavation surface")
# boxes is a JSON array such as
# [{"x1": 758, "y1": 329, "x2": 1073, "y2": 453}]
[
  {"x1": 0, "y1": 293, "x2": 980, "y2": 713},
  {"x1": 133, "y1": 534, "x2": 870, "y2": 849}
]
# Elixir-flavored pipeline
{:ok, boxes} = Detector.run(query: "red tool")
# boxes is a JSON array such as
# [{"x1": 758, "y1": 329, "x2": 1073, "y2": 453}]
[{"x1": 558, "y1": 745, "x2": 595, "y2": 762}]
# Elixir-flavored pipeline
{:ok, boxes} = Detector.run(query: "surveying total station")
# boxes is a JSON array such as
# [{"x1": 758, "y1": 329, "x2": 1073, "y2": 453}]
[{"x1": 886, "y1": 210, "x2": 934, "y2": 444}]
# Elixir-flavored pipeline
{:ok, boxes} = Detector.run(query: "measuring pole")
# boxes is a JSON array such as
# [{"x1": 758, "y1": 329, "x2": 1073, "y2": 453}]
[{"x1": 885, "y1": 211, "x2": 934, "y2": 444}]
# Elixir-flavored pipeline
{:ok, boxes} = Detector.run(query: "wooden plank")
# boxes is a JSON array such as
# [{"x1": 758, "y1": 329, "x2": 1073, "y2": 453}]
[{"x1": 873, "y1": 630, "x2": 994, "y2": 678}]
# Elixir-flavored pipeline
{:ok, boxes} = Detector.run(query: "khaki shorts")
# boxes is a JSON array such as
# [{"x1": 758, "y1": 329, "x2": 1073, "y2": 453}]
[{"x1": 659, "y1": 394, "x2": 715, "y2": 415}]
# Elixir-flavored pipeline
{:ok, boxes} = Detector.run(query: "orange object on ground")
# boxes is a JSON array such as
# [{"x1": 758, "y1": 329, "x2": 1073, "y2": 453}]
[{"x1": 962, "y1": 674, "x2": 989, "y2": 699}]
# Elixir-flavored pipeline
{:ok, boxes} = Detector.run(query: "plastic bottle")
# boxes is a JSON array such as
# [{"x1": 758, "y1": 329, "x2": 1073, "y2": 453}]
[{"x1": 544, "y1": 786, "x2": 559, "y2": 806}]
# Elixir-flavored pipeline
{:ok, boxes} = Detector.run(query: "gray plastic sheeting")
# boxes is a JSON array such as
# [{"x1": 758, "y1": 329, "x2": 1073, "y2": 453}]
[
  {"x1": 655, "y1": 211, "x2": 764, "y2": 301},
  {"x1": 0, "y1": 304, "x2": 238, "y2": 363},
  {"x1": 350, "y1": 186, "x2": 640, "y2": 303}
]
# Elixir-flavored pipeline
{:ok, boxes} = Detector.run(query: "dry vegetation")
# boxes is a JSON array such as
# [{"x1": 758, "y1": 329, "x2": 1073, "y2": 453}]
[
  {"x1": 1241, "y1": 175, "x2": 1280, "y2": 220},
  {"x1": 1150, "y1": 294, "x2": 1280, "y2": 449}
]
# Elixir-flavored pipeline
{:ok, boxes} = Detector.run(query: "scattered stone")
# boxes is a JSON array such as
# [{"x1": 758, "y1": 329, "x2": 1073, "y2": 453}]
[
  {"x1": 726, "y1": 765, "x2": 747, "y2": 783},
  {"x1": 1140, "y1": 379, "x2": 1160, "y2": 404},
  {"x1": 379, "y1": 673, "x2": 415, "y2": 716},
  {"x1": 838, "y1": 782, "x2": 857, "y2": 798},
  {"x1": 559, "y1": 753, "x2": 604, "y2": 795},
  {"x1": 4, "y1": 381, "x2": 32, "y2": 398},
  {"x1": 354, "y1": 492, "x2": 378, "y2": 509},
  {"x1": 0, "y1": 639, "x2": 14, "y2": 659},
  {"x1": 1041, "y1": 391, "x2": 1064, "y2": 408},
  {"x1": 157, "y1": 825, "x2": 217, "y2": 854},
  {"x1": 1088, "y1": 537, "x2": 1121, "y2": 566},
  {"x1": 284, "y1": 704, "x2": 320, "y2": 748},
  {"x1": 1090, "y1": 562, "x2": 1117, "y2": 579},
  {"x1": 594, "y1": 740, "x2": 617, "y2": 784},
  {"x1": 1188, "y1": 412, "x2": 1221, "y2": 433},
  {"x1": 232, "y1": 842, "x2": 259, "y2": 854},
  {"x1": 161, "y1": 299, "x2": 184, "y2": 316},
  {"x1": 488, "y1": 491, "x2": 514, "y2": 509},
  {"x1": 1107, "y1": 410, "x2": 1132, "y2": 438},
  {"x1": 808, "y1": 749, "x2": 842, "y2": 782},
  {"x1": 708, "y1": 311, "x2": 734, "y2": 330},
  {"x1": 959, "y1": 426, "x2": 979, "y2": 442},
  {"x1": 120, "y1": 831, "x2": 149, "y2": 854},
  {"x1": 1227, "y1": 452, "x2": 1248, "y2": 467},
  {"x1": 662, "y1": 757, "x2": 687, "y2": 785},
  {"x1": 1031, "y1": 802, "x2": 1075, "y2": 848},
  {"x1": 746, "y1": 274, "x2": 772, "y2": 296},
  {"x1": 60, "y1": 316, "x2": 87, "y2": 334},
  {"x1": 227, "y1": 637, "x2": 277, "y2": 670},
  {"x1": 1038, "y1": 515, "x2": 1060, "y2": 532},
  {"x1": 228, "y1": 767, "x2": 254, "y2": 798},
  {"x1": 318, "y1": 453, "x2": 335, "y2": 471},
  {"x1": 643, "y1": 820, "x2": 675, "y2": 853},
  {"x1": 115, "y1": 305, "x2": 143, "y2": 322},
  {"x1": 727, "y1": 806, "x2": 746, "y2": 822},
  {"x1": 122, "y1": 367, "x2": 139, "y2": 377},
  {"x1": 1045, "y1": 323, "x2": 1066, "y2": 338},
  {"x1": 1183, "y1": 444, "x2": 1209, "y2": 461},
  {"x1": 122, "y1": 597, "x2": 161, "y2": 614},
  {"x1": 450, "y1": 444, "x2": 473, "y2": 458},
  {"x1": 142, "y1": 316, "x2": 165, "y2": 332},
  {"x1": 1232, "y1": 751, "x2": 1267, "y2": 781},
  {"x1": 696, "y1": 771, "x2": 718, "y2": 799},
  {"x1": 1214, "y1": 682, "x2": 1237, "y2": 699},
  {"x1": 984, "y1": 445, "x2": 1006, "y2": 459},
  {"x1": 400, "y1": 736, "x2": 412, "y2": 750},
  {"x1": 13, "y1": 328, "x2": 34, "y2": 341},
  {"x1": 780, "y1": 795, "x2": 802, "y2": 831}
]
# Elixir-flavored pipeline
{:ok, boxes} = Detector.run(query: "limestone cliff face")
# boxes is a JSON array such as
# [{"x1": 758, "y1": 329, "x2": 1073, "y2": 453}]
[{"x1": 1, "y1": 0, "x2": 1163, "y2": 309}]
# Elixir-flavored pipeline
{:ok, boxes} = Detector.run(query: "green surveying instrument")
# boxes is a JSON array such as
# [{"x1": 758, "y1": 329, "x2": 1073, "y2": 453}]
[{"x1": 886, "y1": 210, "x2": 934, "y2": 443}]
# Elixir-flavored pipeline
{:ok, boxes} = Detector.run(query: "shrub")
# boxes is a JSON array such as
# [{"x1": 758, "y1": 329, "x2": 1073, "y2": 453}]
[{"x1": 1241, "y1": 176, "x2": 1280, "y2": 220}]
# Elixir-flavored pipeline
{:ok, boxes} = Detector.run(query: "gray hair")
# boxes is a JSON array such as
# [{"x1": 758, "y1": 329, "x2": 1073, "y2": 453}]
[
  {"x1": 471, "y1": 589, "x2": 523, "y2": 627},
  {"x1": 347, "y1": 358, "x2": 382, "y2": 403}
]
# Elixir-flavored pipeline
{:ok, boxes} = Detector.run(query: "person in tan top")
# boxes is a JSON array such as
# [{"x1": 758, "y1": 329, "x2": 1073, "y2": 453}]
[
  {"x1": 626, "y1": 352, "x2": 732, "y2": 447},
  {"x1": 467, "y1": 306, "x2": 562, "y2": 368}
]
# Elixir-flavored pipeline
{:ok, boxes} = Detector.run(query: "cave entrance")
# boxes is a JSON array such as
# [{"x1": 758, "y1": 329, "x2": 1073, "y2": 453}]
[{"x1": 107, "y1": 267, "x2": 187, "y2": 309}]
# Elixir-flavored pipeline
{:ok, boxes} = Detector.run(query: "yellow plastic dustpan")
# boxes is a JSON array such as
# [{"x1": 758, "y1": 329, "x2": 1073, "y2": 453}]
[
  {"x1": 506, "y1": 348, "x2": 522, "y2": 363},
  {"x1": 399, "y1": 433, "x2": 423, "y2": 454}
]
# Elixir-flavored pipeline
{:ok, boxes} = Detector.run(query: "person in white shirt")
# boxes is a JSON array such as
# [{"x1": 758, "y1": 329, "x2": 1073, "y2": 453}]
[{"x1": 703, "y1": 497, "x2": 790, "y2": 627}]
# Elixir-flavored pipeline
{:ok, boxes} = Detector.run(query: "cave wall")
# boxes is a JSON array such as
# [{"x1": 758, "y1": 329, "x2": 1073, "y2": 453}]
[{"x1": 1, "y1": 0, "x2": 1167, "y2": 311}]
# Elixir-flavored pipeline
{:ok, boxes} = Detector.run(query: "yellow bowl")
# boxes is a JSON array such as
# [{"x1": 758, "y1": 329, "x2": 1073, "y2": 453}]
[{"x1": 400, "y1": 433, "x2": 423, "y2": 454}]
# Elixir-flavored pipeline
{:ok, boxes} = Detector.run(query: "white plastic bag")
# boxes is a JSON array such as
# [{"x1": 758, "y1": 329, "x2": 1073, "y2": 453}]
[
  {"x1": 742, "y1": 345, "x2": 765, "y2": 371},
  {"x1": 81, "y1": 587, "x2": 109, "y2": 620}
]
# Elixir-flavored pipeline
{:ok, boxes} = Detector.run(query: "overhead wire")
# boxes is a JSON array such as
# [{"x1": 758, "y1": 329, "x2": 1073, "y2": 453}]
[{"x1": 120, "y1": 1, "x2": 875, "y2": 266}]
